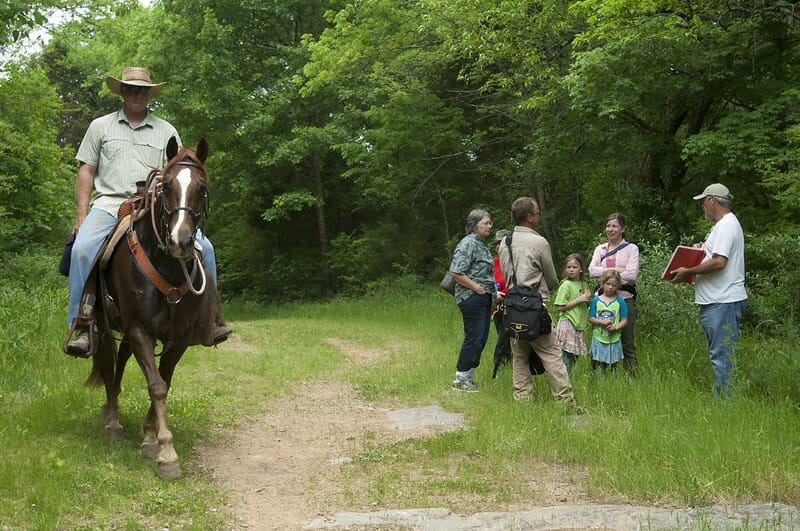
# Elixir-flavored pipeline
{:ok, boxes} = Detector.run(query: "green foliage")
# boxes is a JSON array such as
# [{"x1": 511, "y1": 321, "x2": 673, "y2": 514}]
[
  {"x1": 634, "y1": 219, "x2": 699, "y2": 342},
  {"x1": 326, "y1": 223, "x2": 416, "y2": 295},
  {"x1": 0, "y1": 0, "x2": 53, "y2": 45},
  {"x1": 36, "y1": 4, "x2": 122, "y2": 151},
  {"x1": 0, "y1": 66, "x2": 73, "y2": 252},
  {"x1": 683, "y1": 88, "x2": 800, "y2": 226},
  {"x1": 0, "y1": 250, "x2": 66, "y2": 394},
  {"x1": 261, "y1": 190, "x2": 319, "y2": 221},
  {"x1": 744, "y1": 228, "x2": 800, "y2": 332}
]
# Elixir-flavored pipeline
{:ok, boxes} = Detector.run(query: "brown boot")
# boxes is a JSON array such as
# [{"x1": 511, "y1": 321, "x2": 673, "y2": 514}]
[{"x1": 66, "y1": 330, "x2": 91, "y2": 358}]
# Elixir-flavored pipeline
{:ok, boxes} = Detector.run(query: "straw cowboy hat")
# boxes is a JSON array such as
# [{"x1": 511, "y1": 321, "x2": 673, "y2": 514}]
[{"x1": 106, "y1": 67, "x2": 167, "y2": 96}]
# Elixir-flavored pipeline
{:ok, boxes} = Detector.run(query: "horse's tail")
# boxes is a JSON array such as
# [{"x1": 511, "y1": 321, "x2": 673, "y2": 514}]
[
  {"x1": 85, "y1": 362, "x2": 104, "y2": 387},
  {"x1": 84, "y1": 326, "x2": 118, "y2": 388}
]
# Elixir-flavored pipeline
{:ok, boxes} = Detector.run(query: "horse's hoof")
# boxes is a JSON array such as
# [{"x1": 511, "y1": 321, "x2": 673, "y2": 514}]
[
  {"x1": 105, "y1": 425, "x2": 124, "y2": 440},
  {"x1": 141, "y1": 442, "x2": 159, "y2": 459},
  {"x1": 157, "y1": 460, "x2": 182, "y2": 480}
]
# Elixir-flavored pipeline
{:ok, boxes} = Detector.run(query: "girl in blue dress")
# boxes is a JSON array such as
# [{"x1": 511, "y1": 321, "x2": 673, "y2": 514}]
[{"x1": 588, "y1": 270, "x2": 628, "y2": 373}]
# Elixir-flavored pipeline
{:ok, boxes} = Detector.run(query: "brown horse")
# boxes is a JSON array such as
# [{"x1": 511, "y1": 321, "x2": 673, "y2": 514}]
[{"x1": 88, "y1": 137, "x2": 222, "y2": 479}]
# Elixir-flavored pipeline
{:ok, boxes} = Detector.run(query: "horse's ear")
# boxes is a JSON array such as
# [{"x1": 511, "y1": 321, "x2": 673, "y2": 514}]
[
  {"x1": 196, "y1": 137, "x2": 209, "y2": 164},
  {"x1": 166, "y1": 136, "x2": 179, "y2": 161}
]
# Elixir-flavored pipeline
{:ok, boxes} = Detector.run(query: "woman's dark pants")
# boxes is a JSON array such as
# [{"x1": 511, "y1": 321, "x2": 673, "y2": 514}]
[
  {"x1": 456, "y1": 293, "x2": 492, "y2": 372},
  {"x1": 621, "y1": 298, "x2": 637, "y2": 375}
]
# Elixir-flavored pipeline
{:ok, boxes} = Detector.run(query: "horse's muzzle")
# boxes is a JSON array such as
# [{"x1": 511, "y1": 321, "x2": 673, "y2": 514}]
[{"x1": 166, "y1": 233, "x2": 196, "y2": 260}]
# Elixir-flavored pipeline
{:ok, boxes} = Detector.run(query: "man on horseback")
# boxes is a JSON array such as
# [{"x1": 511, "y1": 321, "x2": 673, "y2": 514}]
[{"x1": 66, "y1": 66, "x2": 231, "y2": 356}]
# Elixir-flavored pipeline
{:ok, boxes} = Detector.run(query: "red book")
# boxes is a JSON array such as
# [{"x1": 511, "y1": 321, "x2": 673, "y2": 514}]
[{"x1": 662, "y1": 245, "x2": 706, "y2": 283}]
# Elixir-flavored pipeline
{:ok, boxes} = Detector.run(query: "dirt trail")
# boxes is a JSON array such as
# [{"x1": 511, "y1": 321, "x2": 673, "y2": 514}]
[{"x1": 195, "y1": 338, "x2": 480, "y2": 529}]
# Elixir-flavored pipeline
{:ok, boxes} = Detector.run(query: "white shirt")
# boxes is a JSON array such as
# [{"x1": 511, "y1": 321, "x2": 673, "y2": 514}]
[{"x1": 695, "y1": 212, "x2": 747, "y2": 304}]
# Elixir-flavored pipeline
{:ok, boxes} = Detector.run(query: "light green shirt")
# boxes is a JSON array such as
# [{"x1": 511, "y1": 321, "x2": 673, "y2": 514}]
[
  {"x1": 553, "y1": 279, "x2": 589, "y2": 331},
  {"x1": 76, "y1": 109, "x2": 181, "y2": 216}
]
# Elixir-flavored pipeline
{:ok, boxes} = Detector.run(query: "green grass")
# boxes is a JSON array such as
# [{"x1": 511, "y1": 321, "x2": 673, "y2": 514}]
[{"x1": 1, "y1": 252, "x2": 800, "y2": 528}]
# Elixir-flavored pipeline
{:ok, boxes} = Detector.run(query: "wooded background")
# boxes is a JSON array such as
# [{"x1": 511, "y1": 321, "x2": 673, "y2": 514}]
[{"x1": 2, "y1": 0, "x2": 799, "y2": 326}]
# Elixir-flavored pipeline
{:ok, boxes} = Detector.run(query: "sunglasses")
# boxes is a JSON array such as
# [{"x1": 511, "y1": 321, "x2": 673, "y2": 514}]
[{"x1": 122, "y1": 84, "x2": 150, "y2": 95}]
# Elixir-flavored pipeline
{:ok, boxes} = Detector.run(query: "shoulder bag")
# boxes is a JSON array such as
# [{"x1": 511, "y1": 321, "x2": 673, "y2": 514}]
[
  {"x1": 502, "y1": 232, "x2": 551, "y2": 341},
  {"x1": 440, "y1": 272, "x2": 456, "y2": 295}
]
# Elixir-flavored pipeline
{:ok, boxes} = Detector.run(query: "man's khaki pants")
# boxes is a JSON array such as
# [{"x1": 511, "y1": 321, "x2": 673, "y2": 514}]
[{"x1": 510, "y1": 332, "x2": 575, "y2": 404}]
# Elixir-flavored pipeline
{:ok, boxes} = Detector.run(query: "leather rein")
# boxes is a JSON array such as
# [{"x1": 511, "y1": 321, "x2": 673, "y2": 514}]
[{"x1": 126, "y1": 164, "x2": 208, "y2": 305}]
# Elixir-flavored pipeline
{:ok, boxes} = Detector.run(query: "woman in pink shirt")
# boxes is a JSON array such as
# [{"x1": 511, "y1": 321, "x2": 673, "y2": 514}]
[{"x1": 589, "y1": 213, "x2": 640, "y2": 376}]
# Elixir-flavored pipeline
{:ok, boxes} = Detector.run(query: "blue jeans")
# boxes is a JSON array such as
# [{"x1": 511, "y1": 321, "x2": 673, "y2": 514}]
[
  {"x1": 699, "y1": 300, "x2": 747, "y2": 394},
  {"x1": 456, "y1": 293, "x2": 492, "y2": 372},
  {"x1": 67, "y1": 208, "x2": 217, "y2": 327}
]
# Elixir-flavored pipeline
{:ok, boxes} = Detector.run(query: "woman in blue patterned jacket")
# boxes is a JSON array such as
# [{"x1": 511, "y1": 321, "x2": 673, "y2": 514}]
[{"x1": 448, "y1": 209, "x2": 497, "y2": 392}]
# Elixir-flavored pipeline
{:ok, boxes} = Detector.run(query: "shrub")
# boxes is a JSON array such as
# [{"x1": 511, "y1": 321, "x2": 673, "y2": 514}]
[{"x1": 744, "y1": 228, "x2": 800, "y2": 335}]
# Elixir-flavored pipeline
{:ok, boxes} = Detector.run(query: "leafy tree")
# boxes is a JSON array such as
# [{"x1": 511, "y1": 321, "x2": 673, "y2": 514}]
[
  {"x1": 566, "y1": 0, "x2": 800, "y2": 228},
  {"x1": 0, "y1": 0, "x2": 50, "y2": 46},
  {"x1": 303, "y1": 0, "x2": 509, "y2": 272},
  {"x1": 0, "y1": 65, "x2": 73, "y2": 252},
  {"x1": 131, "y1": 0, "x2": 350, "y2": 298}
]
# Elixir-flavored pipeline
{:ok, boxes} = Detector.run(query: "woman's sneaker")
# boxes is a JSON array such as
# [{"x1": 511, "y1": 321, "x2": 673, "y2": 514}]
[{"x1": 452, "y1": 379, "x2": 479, "y2": 392}]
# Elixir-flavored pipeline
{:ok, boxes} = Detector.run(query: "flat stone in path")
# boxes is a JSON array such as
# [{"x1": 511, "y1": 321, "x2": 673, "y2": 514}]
[
  {"x1": 386, "y1": 405, "x2": 465, "y2": 431},
  {"x1": 305, "y1": 503, "x2": 799, "y2": 530}
]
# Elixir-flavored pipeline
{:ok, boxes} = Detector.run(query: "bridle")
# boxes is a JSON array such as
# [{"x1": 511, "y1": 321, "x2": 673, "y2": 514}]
[
  {"x1": 159, "y1": 160, "x2": 209, "y2": 234},
  {"x1": 146, "y1": 160, "x2": 208, "y2": 251},
  {"x1": 131, "y1": 160, "x2": 210, "y2": 301}
]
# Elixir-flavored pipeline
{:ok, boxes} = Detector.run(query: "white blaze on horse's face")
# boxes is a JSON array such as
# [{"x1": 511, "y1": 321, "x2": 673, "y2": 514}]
[{"x1": 168, "y1": 168, "x2": 195, "y2": 258}]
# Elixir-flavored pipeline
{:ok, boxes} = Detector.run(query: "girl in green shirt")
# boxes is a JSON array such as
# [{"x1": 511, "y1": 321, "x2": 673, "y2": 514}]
[{"x1": 554, "y1": 254, "x2": 591, "y2": 373}]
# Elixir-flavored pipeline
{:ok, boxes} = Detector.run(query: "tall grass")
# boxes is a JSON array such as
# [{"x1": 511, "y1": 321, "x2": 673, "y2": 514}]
[{"x1": 1, "y1": 249, "x2": 799, "y2": 529}]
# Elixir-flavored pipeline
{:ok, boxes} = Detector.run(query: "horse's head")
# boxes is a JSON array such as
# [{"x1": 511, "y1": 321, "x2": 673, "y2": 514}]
[{"x1": 158, "y1": 137, "x2": 209, "y2": 261}]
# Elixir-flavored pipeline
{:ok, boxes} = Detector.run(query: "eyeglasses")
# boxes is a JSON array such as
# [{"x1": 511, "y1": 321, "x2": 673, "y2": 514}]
[
  {"x1": 478, "y1": 220, "x2": 493, "y2": 227},
  {"x1": 122, "y1": 85, "x2": 150, "y2": 95}
]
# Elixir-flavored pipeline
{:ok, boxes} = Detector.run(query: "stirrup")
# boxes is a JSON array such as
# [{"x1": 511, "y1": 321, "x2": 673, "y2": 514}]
[{"x1": 63, "y1": 317, "x2": 95, "y2": 358}]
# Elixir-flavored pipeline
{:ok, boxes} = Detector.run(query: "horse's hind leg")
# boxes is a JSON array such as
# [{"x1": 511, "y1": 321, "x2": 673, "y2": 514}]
[
  {"x1": 94, "y1": 334, "x2": 127, "y2": 440},
  {"x1": 103, "y1": 340, "x2": 132, "y2": 439}
]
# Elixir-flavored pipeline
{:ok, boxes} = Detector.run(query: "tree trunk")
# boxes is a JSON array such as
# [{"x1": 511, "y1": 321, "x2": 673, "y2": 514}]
[{"x1": 311, "y1": 149, "x2": 334, "y2": 298}]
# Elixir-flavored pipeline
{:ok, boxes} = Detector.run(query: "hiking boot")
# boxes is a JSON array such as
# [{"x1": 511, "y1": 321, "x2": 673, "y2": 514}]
[
  {"x1": 452, "y1": 379, "x2": 479, "y2": 392},
  {"x1": 66, "y1": 331, "x2": 91, "y2": 358},
  {"x1": 213, "y1": 326, "x2": 232, "y2": 345}
]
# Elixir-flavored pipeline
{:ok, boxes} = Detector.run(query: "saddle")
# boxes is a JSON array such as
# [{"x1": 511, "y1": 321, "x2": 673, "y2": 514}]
[{"x1": 62, "y1": 194, "x2": 146, "y2": 356}]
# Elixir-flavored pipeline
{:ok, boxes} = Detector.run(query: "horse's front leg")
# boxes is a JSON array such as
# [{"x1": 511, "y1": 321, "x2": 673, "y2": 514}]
[
  {"x1": 143, "y1": 344, "x2": 187, "y2": 479},
  {"x1": 129, "y1": 331, "x2": 181, "y2": 480}
]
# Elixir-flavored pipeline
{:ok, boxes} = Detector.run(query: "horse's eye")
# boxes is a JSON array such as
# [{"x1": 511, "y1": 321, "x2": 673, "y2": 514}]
[
  {"x1": 198, "y1": 182, "x2": 208, "y2": 196},
  {"x1": 161, "y1": 179, "x2": 172, "y2": 193}
]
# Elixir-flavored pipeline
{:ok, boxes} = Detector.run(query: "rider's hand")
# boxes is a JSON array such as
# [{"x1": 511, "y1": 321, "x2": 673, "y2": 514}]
[{"x1": 72, "y1": 211, "x2": 88, "y2": 236}]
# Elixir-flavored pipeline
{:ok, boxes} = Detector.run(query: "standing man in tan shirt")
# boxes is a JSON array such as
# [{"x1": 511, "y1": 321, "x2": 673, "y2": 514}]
[{"x1": 499, "y1": 197, "x2": 576, "y2": 405}]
